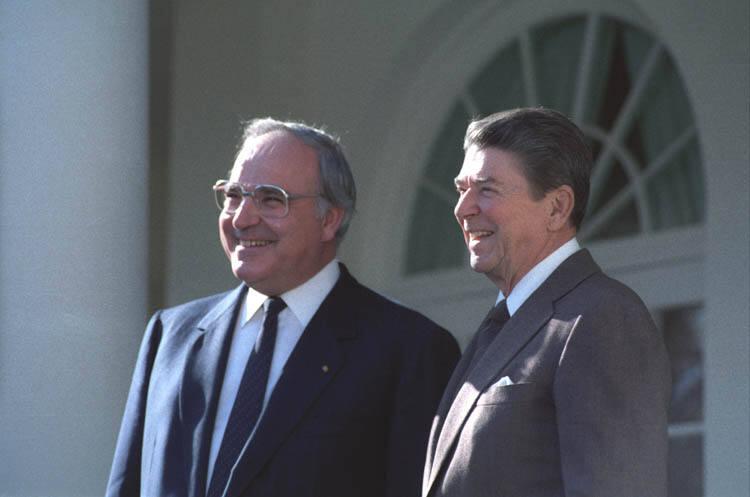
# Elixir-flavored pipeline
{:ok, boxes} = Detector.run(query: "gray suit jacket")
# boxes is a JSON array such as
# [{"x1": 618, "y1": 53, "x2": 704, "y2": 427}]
[{"x1": 423, "y1": 249, "x2": 671, "y2": 497}]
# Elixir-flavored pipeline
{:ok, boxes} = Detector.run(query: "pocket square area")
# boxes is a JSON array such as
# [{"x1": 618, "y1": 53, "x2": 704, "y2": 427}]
[
  {"x1": 477, "y1": 381, "x2": 540, "y2": 405},
  {"x1": 496, "y1": 376, "x2": 514, "y2": 387}
]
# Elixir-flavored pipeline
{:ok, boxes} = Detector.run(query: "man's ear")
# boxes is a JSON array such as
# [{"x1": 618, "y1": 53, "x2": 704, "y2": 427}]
[
  {"x1": 321, "y1": 206, "x2": 345, "y2": 242},
  {"x1": 547, "y1": 185, "x2": 575, "y2": 232}
]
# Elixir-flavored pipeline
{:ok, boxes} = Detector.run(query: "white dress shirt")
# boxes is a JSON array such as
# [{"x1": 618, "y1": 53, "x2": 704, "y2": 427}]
[
  {"x1": 497, "y1": 238, "x2": 581, "y2": 316},
  {"x1": 206, "y1": 259, "x2": 340, "y2": 482}
]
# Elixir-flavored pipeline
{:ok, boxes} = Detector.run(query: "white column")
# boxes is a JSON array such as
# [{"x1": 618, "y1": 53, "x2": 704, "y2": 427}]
[{"x1": 0, "y1": 2, "x2": 149, "y2": 496}]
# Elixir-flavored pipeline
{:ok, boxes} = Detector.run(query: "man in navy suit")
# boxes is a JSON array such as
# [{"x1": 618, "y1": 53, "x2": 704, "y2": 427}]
[{"x1": 106, "y1": 118, "x2": 460, "y2": 497}]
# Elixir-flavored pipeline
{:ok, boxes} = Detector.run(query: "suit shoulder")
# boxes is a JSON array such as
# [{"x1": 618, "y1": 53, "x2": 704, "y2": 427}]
[
  {"x1": 348, "y1": 280, "x2": 455, "y2": 343},
  {"x1": 340, "y1": 280, "x2": 461, "y2": 372},
  {"x1": 575, "y1": 271, "x2": 649, "y2": 311},
  {"x1": 558, "y1": 270, "x2": 657, "y2": 337},
  {"x1": 155, "y1": 288, "x2": 239, "y2": 328}
]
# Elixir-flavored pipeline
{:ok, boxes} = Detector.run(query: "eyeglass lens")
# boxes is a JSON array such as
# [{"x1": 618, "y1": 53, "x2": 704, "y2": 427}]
[{"x1": 217, "y1": 184, "x2": 289, "y2": 218}]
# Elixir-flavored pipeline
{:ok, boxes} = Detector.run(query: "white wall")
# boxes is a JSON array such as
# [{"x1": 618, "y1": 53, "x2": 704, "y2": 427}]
[{"x1": 647, "y1": 1, "x2": 749, "y2": 495}]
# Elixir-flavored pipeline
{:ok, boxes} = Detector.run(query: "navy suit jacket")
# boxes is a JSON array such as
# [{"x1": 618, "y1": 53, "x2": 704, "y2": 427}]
[{"x1": 106, "y1": 265, "x2": 460, "y2": 497}]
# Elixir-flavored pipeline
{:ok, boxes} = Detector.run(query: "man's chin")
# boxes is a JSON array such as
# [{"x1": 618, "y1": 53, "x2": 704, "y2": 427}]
[
  {"x1": 468, "y1": 256, "x2": 484, "y2": 273},
  {"x1": 232, "y1": 263, "x2": 261, "y2": 286}
]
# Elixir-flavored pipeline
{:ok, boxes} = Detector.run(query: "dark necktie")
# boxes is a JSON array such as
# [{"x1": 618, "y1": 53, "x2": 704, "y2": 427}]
[
  {"x1": 472, "y1": 300, "x2": 511, "y2": 363},
  {"x1": 207, "y1": 297, "x2": 287, "y2": 497},
  {"x1": 429, "y1": 299, "x2": 512, "y2": 483}
]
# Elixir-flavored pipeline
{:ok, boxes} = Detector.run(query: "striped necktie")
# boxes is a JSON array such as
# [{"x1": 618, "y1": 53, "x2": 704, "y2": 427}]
[{"x1": 207, "y1": 297, "x2": 287, "y2": 497}]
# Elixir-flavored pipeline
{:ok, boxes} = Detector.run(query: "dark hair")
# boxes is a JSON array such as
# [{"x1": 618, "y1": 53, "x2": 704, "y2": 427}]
[
  {"x1": 464, "y1": 107, "x2": 592, "y2": 229},
  {"x1": 239, "y1": 118, "x2": 357, "y2": 241}
]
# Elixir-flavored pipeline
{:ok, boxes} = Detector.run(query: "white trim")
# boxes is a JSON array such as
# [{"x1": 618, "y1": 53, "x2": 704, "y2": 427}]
[
  {"x1": 572, "y1": 13, "x2": 600, "y2": 122},
  {"x1": 668, "y1": 422, "x2": 704, "y2": 438},
  {"x1": 391, "y1": 226, "x2": 705, "y2": 309}
]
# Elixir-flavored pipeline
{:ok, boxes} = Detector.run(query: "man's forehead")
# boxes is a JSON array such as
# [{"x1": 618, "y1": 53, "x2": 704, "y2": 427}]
[
  {"x1": 236, "y1": 131, "x2": 302, "y2": 162},
  {"x1": 455, "y1": 146, "x2": 522, "y2": 183},
  {"x1": 231, "y1": 131, "x2": 318, "y2": 177},
  {"x1": 454, "y1": 172, "x2": 499, "y2": 186},
  {"x1": 455, "y1": 150, "x2": 496, "y2": 184}
]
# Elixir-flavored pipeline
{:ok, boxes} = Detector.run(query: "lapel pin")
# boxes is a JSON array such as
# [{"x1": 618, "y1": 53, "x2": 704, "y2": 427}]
[{"x1": 321, "y1": 365, "x2": 329, "y2": 373}]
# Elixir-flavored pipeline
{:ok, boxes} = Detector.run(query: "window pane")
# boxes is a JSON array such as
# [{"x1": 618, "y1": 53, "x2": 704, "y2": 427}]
[
  {"x1": 405, "y1": 102, "x2": 471, "y2": 274},
  {"x1": 423, "y1": 102, "x2": 471, "y2": 185},
  {"x1": 469, "y1": 41, "x2": 524, "y2": 112},
  {"x1": 532, "y1": 16, "x2": 586, "y2": 115},
  {"x1": 589, "y1": 19, "x2": 634, "y2": 130},
  {"x1": 587, "y1": 153, "x2": 630, "y2": 215},
  {"x1": 581, "y1": 138, "x2": 641, "y2": 241},
  {"x1": 668, "y1": 435, "x2": 704, "y2": 497},
  {"x1": 405, "y1": 187, "x2": 464, "y2": 274},
  {"x1": 660, "y1": 304, "x2": 704, "y2": 423},
  {"x1": 658, "y1": 304, "x2": 704, "y2": 496},
  {"x1": 587, "y1": 197, "x2": 639, "y2": 240},
  {"x1": 647, "y1": 139, "x2": 704, "y2": 230},
  {"x1": 582, "y1": 18, "x2": 614, "y2": 126}
]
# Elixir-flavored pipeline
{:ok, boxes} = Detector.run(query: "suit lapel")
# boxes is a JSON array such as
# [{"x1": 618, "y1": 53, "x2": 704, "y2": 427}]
[
  {"x1": 180, "y1": 285, "x2": 246, "y2": 497},
  {"x1": 422, "y1": 313, "x2": 489, "y2": 493},
  {"x1": 425, "y1": 250, "x2": 601, "y2": 495},
  {"x1": 225, "y1": 268, "x2": 359, "y2": 497},
  {"x1": 426, "y1": 300, "x2": 553, "y2": 494}
]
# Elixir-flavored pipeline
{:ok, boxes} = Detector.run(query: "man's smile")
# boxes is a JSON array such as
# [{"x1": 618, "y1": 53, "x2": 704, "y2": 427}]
[
  {"x1": 464, "y1": 226, "x2": 495, "y2": 247},
  {"x1": 467, "y1": 229, "x2": 493, "y2": 240},
  {"x1": 238, "y1": 239, "x2": 275, "y2": 248}
]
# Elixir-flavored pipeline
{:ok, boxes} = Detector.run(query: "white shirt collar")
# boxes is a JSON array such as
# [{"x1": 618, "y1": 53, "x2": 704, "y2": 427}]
[
  {"x1": 496, "y1": 237, "x2": 581, "y2": 316},
  {"x1": 242, "y1": 259, "x2": 341, "y2": 328}
]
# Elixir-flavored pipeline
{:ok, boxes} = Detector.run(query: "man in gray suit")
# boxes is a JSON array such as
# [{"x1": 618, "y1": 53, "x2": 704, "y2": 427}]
[{"x1": 422, "y1": 108, "x2": 671, "y2": 497}]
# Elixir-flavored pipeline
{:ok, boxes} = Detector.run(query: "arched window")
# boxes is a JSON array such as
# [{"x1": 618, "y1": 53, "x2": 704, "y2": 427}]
[{"x1": 405, "y1": 14, "x2": 704, "y2": 275}]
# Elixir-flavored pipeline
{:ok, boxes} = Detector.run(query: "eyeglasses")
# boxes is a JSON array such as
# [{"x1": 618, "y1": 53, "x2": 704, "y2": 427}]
[{"x1": 213, "y1": 180, "x2": 320, "y2": 218}]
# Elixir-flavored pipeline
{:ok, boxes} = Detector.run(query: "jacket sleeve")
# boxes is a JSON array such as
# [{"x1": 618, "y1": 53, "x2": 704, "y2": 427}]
[
  {"x1": 384, "y1": 324, "x2": 461, "y2": 497},
  {"x1": 554, "y1": 299, "x2": 671, "y2": 497},
  {"x1": 105, "y1": 312, "x2": 163, "y2": 497}
]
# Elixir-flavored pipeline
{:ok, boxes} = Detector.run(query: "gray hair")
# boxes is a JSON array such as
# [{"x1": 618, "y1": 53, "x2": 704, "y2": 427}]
[
  {"x1": 464, "y1": 107, "x2": 592, "y2": 230},
  {"x1": 238, "y1": 117, "x2": 357, "y2": 241}
]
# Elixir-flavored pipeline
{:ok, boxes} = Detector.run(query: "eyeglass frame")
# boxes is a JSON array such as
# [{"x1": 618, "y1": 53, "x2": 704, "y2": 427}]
[{"x1": 212, "y1": 179, "x2": 321, "y2": 218}]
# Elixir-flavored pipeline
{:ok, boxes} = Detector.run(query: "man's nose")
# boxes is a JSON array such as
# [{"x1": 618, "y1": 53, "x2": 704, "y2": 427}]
[
  {"x1": 454, "y1": 189, "x2": 478, "y2": 220},
  {"x1": 232, "y1": 197, "x2": 262, "y2": 228}
]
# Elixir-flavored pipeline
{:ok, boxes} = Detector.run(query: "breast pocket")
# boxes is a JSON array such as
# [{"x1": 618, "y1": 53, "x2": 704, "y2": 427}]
[{"x1": 475, "y1": 382, "x2": 541, "y2": 405}]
